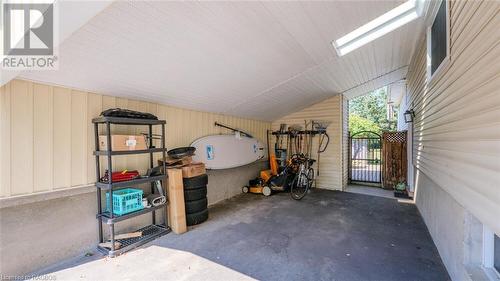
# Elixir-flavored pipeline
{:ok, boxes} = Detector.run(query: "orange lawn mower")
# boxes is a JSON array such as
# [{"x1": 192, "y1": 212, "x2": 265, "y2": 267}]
[{"x1": 242, "y1": 154, "x2": 297, "y2": 196}]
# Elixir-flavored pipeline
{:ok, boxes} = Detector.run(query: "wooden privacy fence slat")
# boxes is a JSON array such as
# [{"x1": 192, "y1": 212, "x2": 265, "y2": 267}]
[{"x1": 382, "y1": 131, "x2": 407, "y2": 189}]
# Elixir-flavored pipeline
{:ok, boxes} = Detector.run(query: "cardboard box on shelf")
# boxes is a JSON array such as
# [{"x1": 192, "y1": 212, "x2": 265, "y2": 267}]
[
  {"x1": 99, "y1": 135, "x2": 147, "y2": 151},
  {"x1": 181, "y1": 163, "x2": 206, "y2": 178}
]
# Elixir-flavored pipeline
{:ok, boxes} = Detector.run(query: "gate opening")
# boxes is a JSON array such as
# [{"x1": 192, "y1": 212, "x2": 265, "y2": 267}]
[
  {"x1": 347, "y1": 86, "x2": 399, "y2": 187},
  {"x1": 349, "y1": 131, "x2": 382, "y2": 184}
]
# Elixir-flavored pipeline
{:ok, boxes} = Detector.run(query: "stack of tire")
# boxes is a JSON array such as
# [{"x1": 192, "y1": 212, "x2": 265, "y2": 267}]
[{"x1": 183, "y1": 174, "x2": 209, "y2": 226}]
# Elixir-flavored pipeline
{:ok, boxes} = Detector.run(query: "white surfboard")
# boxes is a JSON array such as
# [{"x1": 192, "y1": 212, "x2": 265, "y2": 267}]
[{"x1": 190, "y1": 134, "x2": 266, "y2": 169}]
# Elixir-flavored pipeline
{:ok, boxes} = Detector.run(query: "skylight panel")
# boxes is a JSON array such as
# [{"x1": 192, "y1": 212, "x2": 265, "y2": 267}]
[{"x1": 333, "y1": 0, "x2": 424, "y2": 56}]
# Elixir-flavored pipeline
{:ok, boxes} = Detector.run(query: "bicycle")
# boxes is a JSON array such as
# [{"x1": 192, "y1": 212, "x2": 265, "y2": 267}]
[{"x1": 290, "y1": 154, "x2": 315, "y2": 200}]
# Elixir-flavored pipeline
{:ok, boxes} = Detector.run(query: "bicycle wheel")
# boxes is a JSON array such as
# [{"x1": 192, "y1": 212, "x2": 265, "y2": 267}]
[
  {"x1": 307, "y1": 167, "x2": 315, "y2": 189},
  {"x1": 290, "y1": 171, "x2": 310, "y2": 200}
]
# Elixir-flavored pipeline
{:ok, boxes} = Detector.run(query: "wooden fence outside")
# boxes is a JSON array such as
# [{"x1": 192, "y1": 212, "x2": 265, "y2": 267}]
[{"x1": 382, "y1": 131, "x2": 407, "y2": 189}]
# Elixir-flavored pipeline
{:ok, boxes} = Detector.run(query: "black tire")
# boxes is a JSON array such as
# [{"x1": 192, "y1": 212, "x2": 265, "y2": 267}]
[
  {"x1": 183, "y1": 174, "x2": 208, "y2": 190},
  {"x1": 184, "y1": 186, "x2": 207, "y2": 201},
  {"x1": 185, "y1": 198, "x2": 208, "y2": 214},
  {"x1": 186, "y1": 209, "x2": 209, "y2": 226},
  {"x1": 307, "y1": 168, "x2": 315, "y2": 189}
]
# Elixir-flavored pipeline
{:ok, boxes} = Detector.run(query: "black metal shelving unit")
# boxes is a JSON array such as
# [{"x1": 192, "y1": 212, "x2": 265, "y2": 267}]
[{"x1": 92, "y1": 116, "x2": 170, "y2": 257}]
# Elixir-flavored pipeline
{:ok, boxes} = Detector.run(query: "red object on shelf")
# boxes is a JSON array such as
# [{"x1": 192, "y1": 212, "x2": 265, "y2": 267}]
[
  {"x1": 112, "y1": 170, "x2": 140, "y2": 182},
  {"x1": 100, "y1": 170, "x2": 140, "y2": 183}
]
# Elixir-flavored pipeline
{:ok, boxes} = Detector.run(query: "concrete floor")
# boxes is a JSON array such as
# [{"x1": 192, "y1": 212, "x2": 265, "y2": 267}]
[
  {"x1": 346, "y1": 184, "x2": 394, "y2": 198},
  {"x1": 345, "y1": 184, "x2": 414, "y2": 206},
  {"x1": 36, "y1": 189, "x2": 449, "y2": 281}
]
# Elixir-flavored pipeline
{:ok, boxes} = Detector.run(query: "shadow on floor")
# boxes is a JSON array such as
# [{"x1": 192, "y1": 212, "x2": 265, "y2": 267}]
[{"x1": 38, "y1": 189, "x2": 449, "y2": 281}]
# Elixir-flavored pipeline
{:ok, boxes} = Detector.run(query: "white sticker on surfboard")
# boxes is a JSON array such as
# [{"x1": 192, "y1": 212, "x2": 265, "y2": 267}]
[{"x1": 191, "y1": 134, "x2": 265, "y2": 169}]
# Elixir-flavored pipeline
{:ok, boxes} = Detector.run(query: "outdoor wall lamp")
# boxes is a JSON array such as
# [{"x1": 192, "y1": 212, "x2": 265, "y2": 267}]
[{"x1": 404, "y1": 109, "x2": 415, "y2": 123}]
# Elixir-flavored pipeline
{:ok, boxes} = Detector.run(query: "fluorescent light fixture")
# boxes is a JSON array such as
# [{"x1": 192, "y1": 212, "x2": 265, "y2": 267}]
[{"x1": 333, "y1": 0, "x2": 424, "y2": 56}]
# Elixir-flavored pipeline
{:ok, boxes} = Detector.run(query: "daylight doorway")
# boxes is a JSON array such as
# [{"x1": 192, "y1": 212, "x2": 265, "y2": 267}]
[{"x1": 348, "y1": 86, "x2": 398, "y2": 187}]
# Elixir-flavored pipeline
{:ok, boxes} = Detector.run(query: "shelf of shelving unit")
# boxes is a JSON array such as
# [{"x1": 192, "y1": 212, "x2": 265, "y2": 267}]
[
  {"x1": 97, "y1": 224, "x2": 169, "y2": 257},
  {"x1": 98, "y1": 203, "x2": 167, "y2": 224},
  {"x1": 93, "y1": 148, "x2": 167, "y2": 156},
  {"x1": 95, "y1": 175, "x2": 167, "y2": 190},
  {"x1": 93, "y1": 116, "x2": 170, "y2": 257}
]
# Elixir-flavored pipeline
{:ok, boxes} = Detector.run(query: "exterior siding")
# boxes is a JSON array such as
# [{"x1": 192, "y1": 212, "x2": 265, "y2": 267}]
[
  {"x1": 0, "y1": 79, "x2": 271, "y2": 198},
  {"x1": 271, "y1": 95, "x2": 343, "y2": 190},
  {"x1": 397, "y1": 93, "x2": 410, "y2": 132},
  {"x1": 342, "y1": 95, "x2": 349, "y2": 190},
  {"x1": 407, "y1": 1, "x2": 500, "y2": 234}
]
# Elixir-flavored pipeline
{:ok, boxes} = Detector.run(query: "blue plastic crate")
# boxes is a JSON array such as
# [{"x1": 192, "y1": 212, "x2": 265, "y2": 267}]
[{"x1": 106, "y1": 188, "x2": 143, "y2": 216}]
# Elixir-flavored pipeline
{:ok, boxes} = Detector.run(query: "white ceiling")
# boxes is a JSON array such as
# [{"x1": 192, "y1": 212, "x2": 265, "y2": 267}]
[{"x1": 19, "y1": 1, "x2": 424, "y2": 121}]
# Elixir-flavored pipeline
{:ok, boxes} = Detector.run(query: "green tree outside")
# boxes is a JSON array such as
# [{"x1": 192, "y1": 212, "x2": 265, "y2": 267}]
[
  {"x1": 349, "y1": 87, "x2": 397, "y2": 135},
  {"x1": 349, "y1": 114, "x2": 381, "y2": 135}
]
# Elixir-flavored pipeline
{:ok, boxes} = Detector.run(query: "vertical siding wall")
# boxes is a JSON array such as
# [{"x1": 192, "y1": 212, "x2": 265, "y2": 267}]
[
  {"x1": 341, "y1": 96, "x2": 349, "y2": 191},
  {"x1": 407, "y1": 1, "x2": 500, "y2": 234},
  {"x1": 271, "y1": 95, "x2": 345, "y2": 190},
  {"x1": 0, "y1": 79, "x2": 271, "y2": 198}
]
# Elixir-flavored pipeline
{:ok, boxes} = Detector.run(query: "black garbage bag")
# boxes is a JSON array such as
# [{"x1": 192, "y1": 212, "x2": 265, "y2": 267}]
[{"x1": 100, "y1": 108, "x2": 158, "y2": 120}]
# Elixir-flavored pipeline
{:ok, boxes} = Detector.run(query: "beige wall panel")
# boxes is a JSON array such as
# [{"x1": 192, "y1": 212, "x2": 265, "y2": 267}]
[
  {"x1": 101, "y1": 95, "x2": 116, "y2": 111},
  {"x1": 100, "y1": 95, "x2": 116, "y2": 171},
  {"x1": 2, "y1": 79, "x2": 271, "y2": 197},
  {"x1": 165, "y1": 106, "x2": 181, "y2": 148},
  {"x1": 341, "y1": 95, "x2": 349, "y2": 191},
  {"x1": 33, "y1": 84, "x2": 53, "y2": 192},
  {"x1": 206, "y1": 112, "x2": 217, "y2": 137},
  {"x1": 407, "y1": 1, "x2": 500, "y2": 234},
  {"x1": 199, "y1": 111, "x2": 209, "y2": 140},
  {"x1": 10, "y1": 80, "x2": 34, "y2": 195},
  {"x1": 86, "y1": 93, "x2": 102, "y2": 183},
  {"x1": 182, "y1": 109, "x2": 192, "y2": 143},
  {"x1": 174, "y1": 107, "x2": 187, "y2": 147},
  {"x1": 191, "y1": 111, "x2": 204, "y2": 142},
  {"x1": 70, "y1": 91, "x2": 88, "y2": 186},
  {"x1": 0, "y1": 84, "x2": 11, "y2": 197},
  {"x1": 272, "y1": 95, "x2": 342, "y2": 190},
  {"x1": 180, "y1": 108, "x2": 192, "y2": 145},
  {"x1": 180, "y1": 109, "x2": 191, "y2": 144},
  {"x1": 146, "y1": 102, "x2": 158, "y2": 115},
  {"x1": 53, "y1": 87, "x2": 72, "y2": 189}
]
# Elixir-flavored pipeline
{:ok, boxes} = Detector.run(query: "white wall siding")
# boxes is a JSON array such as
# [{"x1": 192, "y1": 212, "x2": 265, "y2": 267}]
[
  {"x1": 272, "y1": 95, "x2": 343, "y2": 190},
  {"x1": 0, "y1": 79, "x2": 271, "y2": 198},
  {"x1": 342, "y1": 95, "x2": 349, "y2": 190},
  {"x1": 397, "y1": 93, "x2": 410, "y2": 132},
  {"x1": 407, "y1": 0, "x2": 500, "y2": 235}
]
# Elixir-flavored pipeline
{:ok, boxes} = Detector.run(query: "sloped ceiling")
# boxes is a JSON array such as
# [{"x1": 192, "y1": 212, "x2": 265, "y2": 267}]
[{"x1": 19, "y1": 1, "x2": 423, "y2": 121}]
